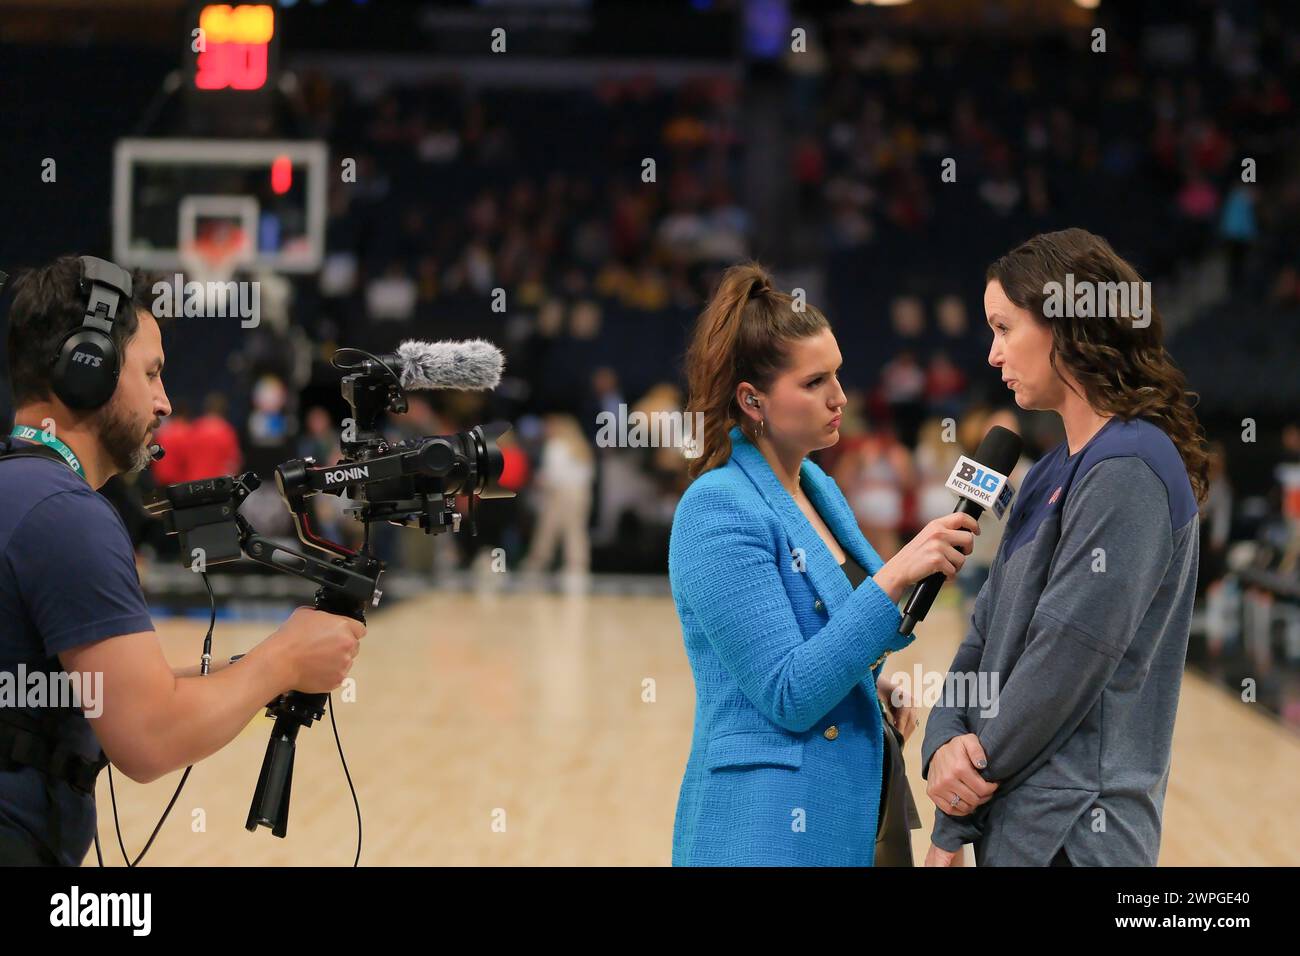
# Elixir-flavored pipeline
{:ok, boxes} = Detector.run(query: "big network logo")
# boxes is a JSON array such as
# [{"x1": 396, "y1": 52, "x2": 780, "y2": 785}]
[{"x1": 955, "y1": 461, "x2": 1000, "y2": 492}]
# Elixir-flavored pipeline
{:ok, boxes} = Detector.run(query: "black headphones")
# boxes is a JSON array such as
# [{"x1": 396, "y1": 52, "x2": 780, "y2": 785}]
[{"x1": 48, "y1": 256, "x2": 134, "y2": 411}]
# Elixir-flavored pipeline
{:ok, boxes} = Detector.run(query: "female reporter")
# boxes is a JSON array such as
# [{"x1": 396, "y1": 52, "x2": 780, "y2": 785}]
[
  {"x1": 920, "y1": 228, "x2": 1208, "y2": 867},
  {"x1": 668, "y1": 263, "x2": 979, "y2": 866}
]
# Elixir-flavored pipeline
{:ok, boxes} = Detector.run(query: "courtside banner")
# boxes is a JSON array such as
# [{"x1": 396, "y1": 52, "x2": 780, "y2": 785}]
[{"x1": 945, "y1": 455, "x2": 1014, "y2": 519}]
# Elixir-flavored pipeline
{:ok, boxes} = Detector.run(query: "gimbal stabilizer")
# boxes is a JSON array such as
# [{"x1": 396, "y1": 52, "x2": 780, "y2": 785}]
[{"x1": 145, "y1": 346, "x2": 514, "y2": 840}]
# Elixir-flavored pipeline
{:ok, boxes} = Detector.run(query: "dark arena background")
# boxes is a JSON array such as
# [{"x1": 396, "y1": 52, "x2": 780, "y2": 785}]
[{"x1": 0, "y1": 0, "x2": 1296, "y2": 889}]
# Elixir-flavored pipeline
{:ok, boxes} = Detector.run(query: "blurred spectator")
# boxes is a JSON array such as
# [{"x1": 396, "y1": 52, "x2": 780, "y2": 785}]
[
  {"x1": 924, "y1": 352, "x2": 968, "y2": 421},
  {"x1": 833, "y1": 420, "x2": 913, "y2": 559},
  {"x1": 1199, "y1": 441, "x2": 1234, "y2": 660},
  {"x1": 1219, "y1": 185, "x2": 1258, "y2": 291},
  {"x1": 522, "y1": 414, "x2": 595, "y2": 583},
  {"x1": 299, "y1": 406, "x2": 340, "y2": 463},
  {"x1": 1199, "y1": 441, "x2": 1234, "y2": 596},
  {"x1": 879, "y1": 349, "x2": 926, "y2": 448},
  {"x1": 365, "y1": 263, "x2": 418, "y2": 321},
  {"x1": 184, "y1": 393, "x2": 242, "y2": 481},
  {"x1": 912, "y1": 417, "x2": 963, "y2": 525},
  {"x1": 582, "y1": 367, "x2": 625, "y2": 442},
  {"x1": 151, "y1": 400, "x2": 192, "y2": 486}
]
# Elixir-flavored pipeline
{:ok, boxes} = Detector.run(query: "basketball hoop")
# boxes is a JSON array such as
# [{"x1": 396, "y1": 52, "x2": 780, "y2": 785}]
[
  {"x1": 177, "y1": 194, "x2": 260, "y2": 287},
  {"x1": 176, "y1": 215, "x2": 257, "y2": 320},
  {"x1": 180, "y1": 224, "x2": 252, "y2": 286}
]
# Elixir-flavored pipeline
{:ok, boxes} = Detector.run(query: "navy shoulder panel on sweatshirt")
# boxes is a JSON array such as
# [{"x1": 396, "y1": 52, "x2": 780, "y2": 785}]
[{"x1": 1000, "y1": 416, "x2": 1196, "y2": 566}]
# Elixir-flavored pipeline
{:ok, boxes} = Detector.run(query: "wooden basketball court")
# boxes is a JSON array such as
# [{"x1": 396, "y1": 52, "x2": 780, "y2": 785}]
[{"x1": 87, "y1": 590, "x2": 1300, "y2": 866}]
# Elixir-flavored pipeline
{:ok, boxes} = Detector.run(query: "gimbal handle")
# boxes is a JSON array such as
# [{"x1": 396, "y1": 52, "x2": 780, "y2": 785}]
[{"x1": 243, "y1": 536, "x2": 382, "y2": 838}]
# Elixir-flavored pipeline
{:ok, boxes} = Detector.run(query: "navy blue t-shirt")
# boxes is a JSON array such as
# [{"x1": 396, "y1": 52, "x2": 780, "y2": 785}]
[{"x1": 0, "y1": 437, "x2": 155, "y2": 864}]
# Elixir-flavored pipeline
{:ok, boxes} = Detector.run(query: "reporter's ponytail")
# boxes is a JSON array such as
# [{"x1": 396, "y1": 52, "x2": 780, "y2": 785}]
[{"x1": 683, "y1": 262, "x2": 829, "y2": 478}]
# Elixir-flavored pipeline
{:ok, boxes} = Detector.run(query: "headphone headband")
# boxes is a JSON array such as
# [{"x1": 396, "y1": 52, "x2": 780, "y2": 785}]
[
  {"x1": 48, "y1": 256, "x2": 134, "y2": 410},
  {"x1": 77, "y1": 256, "x2": 133, "y2": 331}
]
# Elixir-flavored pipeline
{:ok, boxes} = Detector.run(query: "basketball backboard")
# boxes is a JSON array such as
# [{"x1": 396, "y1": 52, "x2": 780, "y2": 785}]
[{"x1": 113, "y1": 137, "x2": 328, "y2": 274}]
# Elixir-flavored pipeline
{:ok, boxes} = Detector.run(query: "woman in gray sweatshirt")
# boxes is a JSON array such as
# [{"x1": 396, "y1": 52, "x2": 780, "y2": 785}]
[{"x1": 920, "y1": 228, "x2": 1208, "y2": 867}]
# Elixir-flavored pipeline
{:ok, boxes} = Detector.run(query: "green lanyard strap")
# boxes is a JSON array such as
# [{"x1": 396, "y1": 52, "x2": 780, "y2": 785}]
[{"x1": 7, "y1": 425, "x2": 86, "y2": 479}]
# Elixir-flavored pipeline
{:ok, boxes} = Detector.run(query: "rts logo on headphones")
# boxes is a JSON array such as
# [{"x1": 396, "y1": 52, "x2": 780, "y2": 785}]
[{"x1": 71, "y1": 351, "x2": 103, "y2": 368}]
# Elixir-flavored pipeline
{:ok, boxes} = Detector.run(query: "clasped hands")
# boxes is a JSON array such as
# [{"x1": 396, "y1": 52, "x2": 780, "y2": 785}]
[{"x1": 923, "y1": 733, "x2": 998, "y2": 867}]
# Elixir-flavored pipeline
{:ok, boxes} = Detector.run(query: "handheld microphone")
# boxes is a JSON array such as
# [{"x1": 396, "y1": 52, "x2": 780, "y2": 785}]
[
  {"x1": 372, "y1": 339, "x2": 504, "y2": 391},
  {"x1": 898, "y1": 425, "x2": 1023, "y2": 636},
  {"x1": 149, "y1": 443, "x2": 165, "y2": 462}
]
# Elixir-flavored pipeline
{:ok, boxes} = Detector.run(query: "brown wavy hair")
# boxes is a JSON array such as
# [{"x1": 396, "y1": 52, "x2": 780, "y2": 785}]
[
  {"x1": 683, "y1": 262, "x2": 829, "y2": 478},
  {"x1": 987, "y1": 228, "x2": 1209, "y2": 503}
]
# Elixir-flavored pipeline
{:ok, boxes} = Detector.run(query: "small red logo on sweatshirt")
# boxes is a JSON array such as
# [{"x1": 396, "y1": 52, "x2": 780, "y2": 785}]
[{"x1": 1048, "y1": 486, "x2": 1062, "y2": 505}]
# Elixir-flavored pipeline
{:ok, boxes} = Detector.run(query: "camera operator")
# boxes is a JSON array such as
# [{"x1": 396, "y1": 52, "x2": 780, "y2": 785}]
[{"x1": 0, "y1": 255, "x2": 366, "y2": 866}]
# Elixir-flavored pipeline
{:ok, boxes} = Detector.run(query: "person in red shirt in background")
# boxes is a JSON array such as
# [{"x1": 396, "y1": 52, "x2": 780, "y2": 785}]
[
  {"x1": 183, "y1": 392, "x2": 242, "y2": 480},
  {"x1": 150, "y1": 400, "x2": 192, "y2": 486},
  {"x1": 924, "y1": 351, "x2": 969, "y2": 421},
  {"x1": 496, "y1": 431, "x2": 531, "y2": 494}
]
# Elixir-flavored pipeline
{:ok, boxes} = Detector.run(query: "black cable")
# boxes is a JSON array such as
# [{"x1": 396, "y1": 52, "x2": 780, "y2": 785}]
[
  {"x1": 326, "y1": 348, "x2": 380, "y2": 862},
  {"x1": 98, "y1": 569, "x2": 365, "y2": 866},
  {"x1": 100, "y1": 571, "x2": 215, "y2": 866},
  {"x1": 200, "y1": 571, "x2": 216, "y2": 674},
  {"x1": 327, "y1": 694, "x2": 362, "y2": 867},
  {"x1": 331, "y1": 347, "x2": 401, "y2": 388},
  {"x1": 129, "y1": 766, "x2": 191, "y2": 867},
  {"x1": 106, "y1": 763, "x2": 130, "y2": 866}
]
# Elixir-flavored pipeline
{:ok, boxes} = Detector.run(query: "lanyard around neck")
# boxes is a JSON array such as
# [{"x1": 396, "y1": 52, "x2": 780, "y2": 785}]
[{"x1": 8, "y1": 425, "x2": 87, "y2": 480}]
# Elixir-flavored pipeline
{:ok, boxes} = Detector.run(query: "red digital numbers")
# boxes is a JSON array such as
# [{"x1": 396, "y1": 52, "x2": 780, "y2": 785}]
[{"x1": 194, "y1": 4, "x2": 275, "y2": 92}]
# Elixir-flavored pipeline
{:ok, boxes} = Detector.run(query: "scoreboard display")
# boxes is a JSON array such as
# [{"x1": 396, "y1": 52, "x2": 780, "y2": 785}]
[
  {"x1": 185, "y1": 1, "x2": 280, "y2": 133},
  {"x1": 193, "y1": 3, "x2": 278, "y2": 92}
]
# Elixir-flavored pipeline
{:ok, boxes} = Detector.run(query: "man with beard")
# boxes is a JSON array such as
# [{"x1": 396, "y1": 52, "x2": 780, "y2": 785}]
[{"x1": 0, "y1": 256, "x2": 365, "y2": 865}]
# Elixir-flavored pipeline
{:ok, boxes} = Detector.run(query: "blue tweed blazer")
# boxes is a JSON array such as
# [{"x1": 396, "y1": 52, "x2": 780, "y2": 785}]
[{"x1": 668, "y1": 425, "x2": 913, "y2": 866}]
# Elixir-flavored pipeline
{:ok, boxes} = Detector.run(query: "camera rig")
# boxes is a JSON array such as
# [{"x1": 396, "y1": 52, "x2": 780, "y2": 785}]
[{"x1": 145, "y1": 346, "x2": 513, "y2": 840}]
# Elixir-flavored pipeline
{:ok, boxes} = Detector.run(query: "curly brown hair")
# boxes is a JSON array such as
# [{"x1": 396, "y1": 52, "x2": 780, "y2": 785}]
[
  {"x1": 987, "y1": 228, "x2": 1210, "y2": 503},
  {"x1": 683, "y1": 262, "x2": 829, "y2": 479}
]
